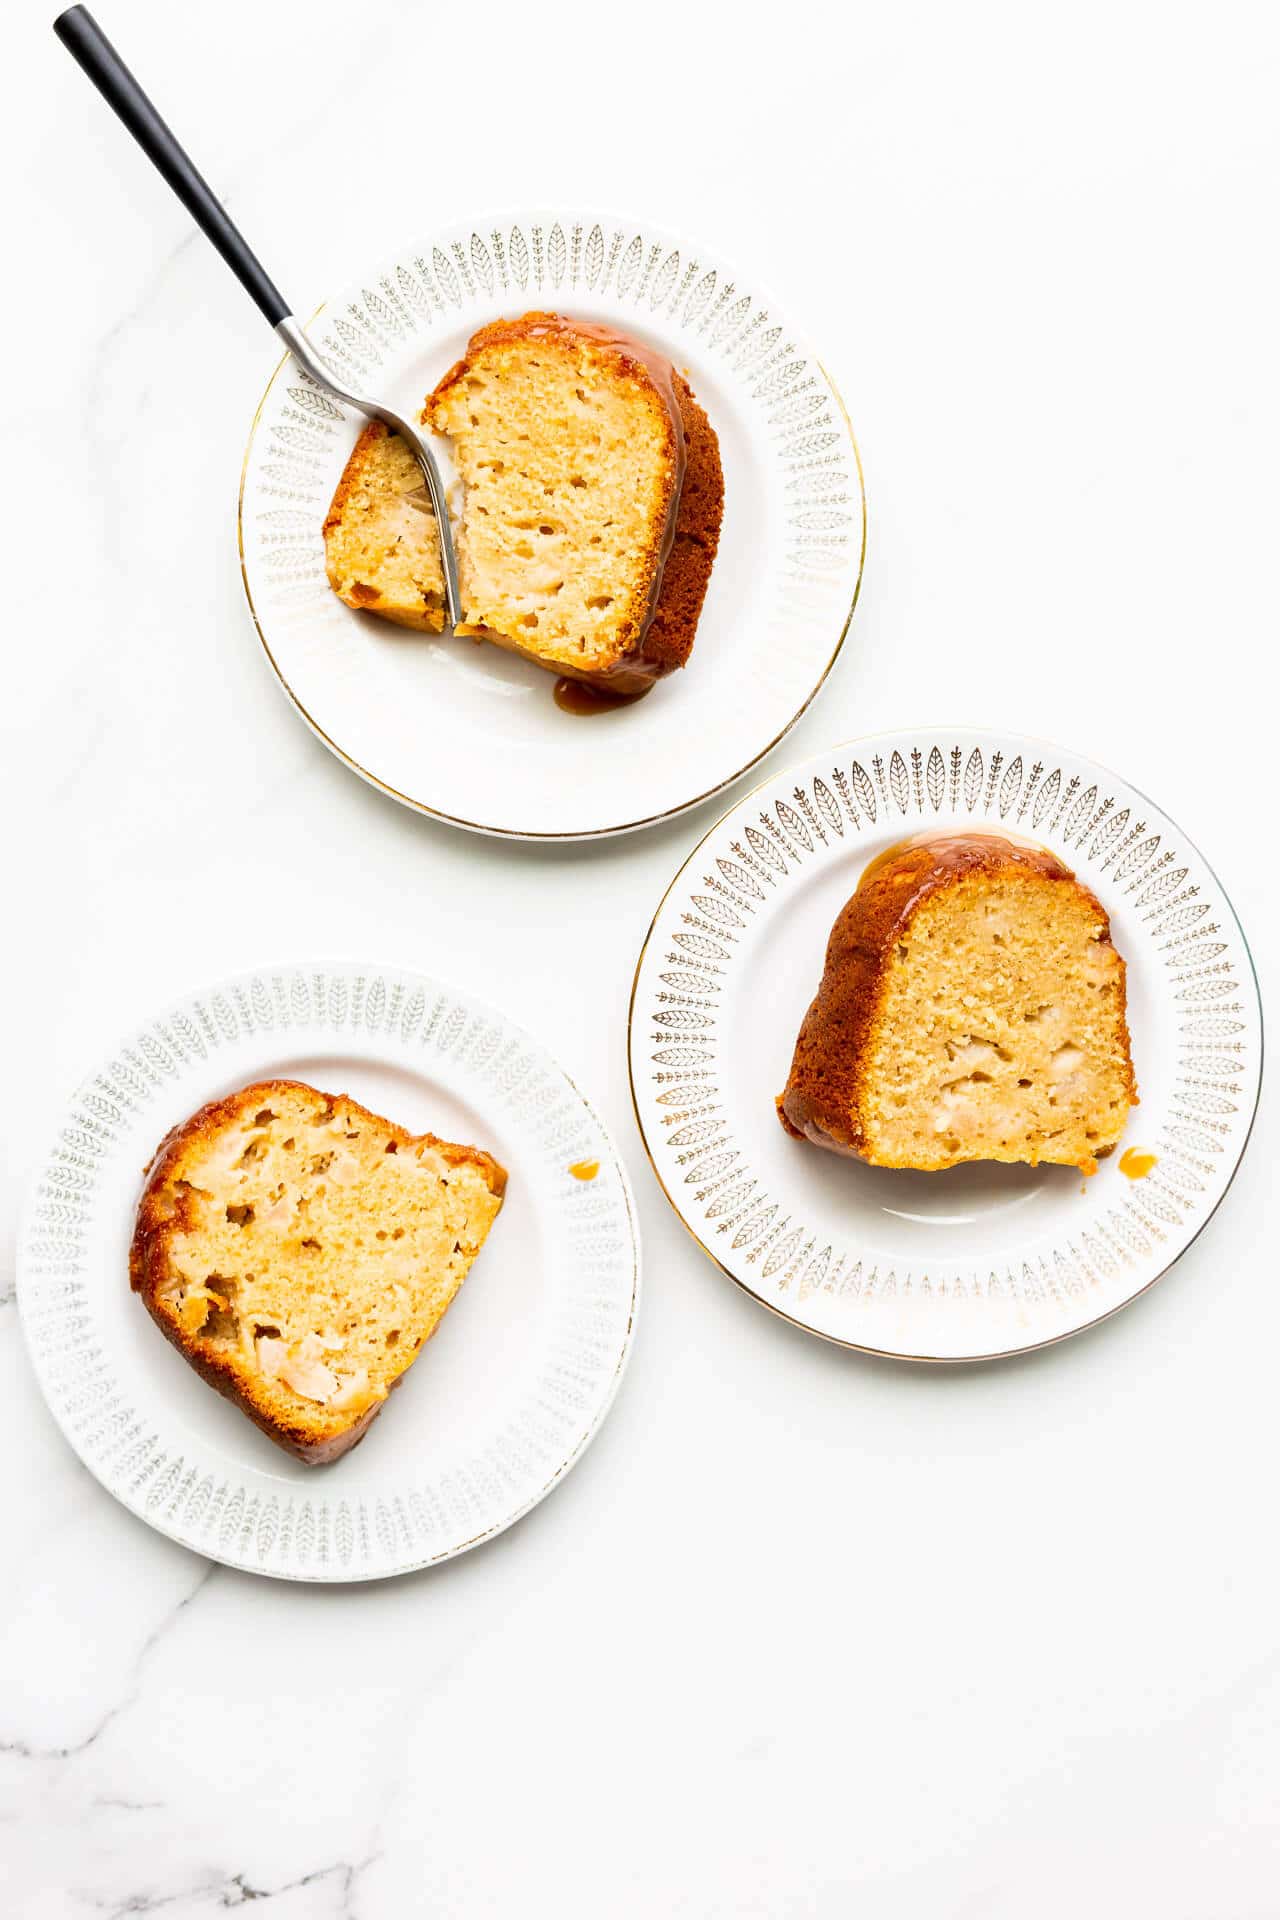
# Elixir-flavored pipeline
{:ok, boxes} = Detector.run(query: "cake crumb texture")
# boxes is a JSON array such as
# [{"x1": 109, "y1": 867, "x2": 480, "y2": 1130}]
[
  {"x1": 323, "y1": 421, "x2": 447, "y2": 632},
  {"x1": 321, "y1": 313, "x2": 724, "y2": 688},
  {"x1": 130, "y1": 1080, "x2": 506, "y2": 1463},
  {"x1": 425, "y1": 312, "x2": 721, "y2": 684},
  {"x1": 777, "y1": 834, "x2": 1138, "y2": 1172}
]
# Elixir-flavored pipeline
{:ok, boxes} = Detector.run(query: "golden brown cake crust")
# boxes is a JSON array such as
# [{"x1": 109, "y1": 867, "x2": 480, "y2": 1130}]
[
  {"x1": 776, "y1": 834, "x2": 1138, "y2": 1160},
  {"x1": 130, "y1": 1080, "x2": 506, "y2": 1466},
  {"x1": 641, "y1": 373, "x2": 724, "y2": 678}
]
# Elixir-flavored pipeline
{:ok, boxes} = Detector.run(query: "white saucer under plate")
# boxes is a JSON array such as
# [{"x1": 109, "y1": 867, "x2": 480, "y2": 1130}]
[
  {"x1": 238, "y1": 209, "x2": 865, "y2": 840},
  {"x1": 629, "y1": 729, "x2": 1262, "y2": 1362},
  {"x1": 18, "y1": 963, "x2": 639, "y2": 1579}
]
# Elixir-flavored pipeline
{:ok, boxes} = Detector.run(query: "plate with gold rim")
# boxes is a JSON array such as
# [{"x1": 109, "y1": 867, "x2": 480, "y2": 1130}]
[
  {"x1": 18, "y1": 961, "x2": 639, "y2": 1579},
  {"x1": 238, "y1": 207, "x2": 865, "y2": 840},
  {"x1": 628, "y1": 728, "x2": 1262, "y2": 1362}
]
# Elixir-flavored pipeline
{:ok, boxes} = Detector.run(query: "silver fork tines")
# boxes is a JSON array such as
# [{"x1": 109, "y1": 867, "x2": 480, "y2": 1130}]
[{"x1": 276, "y1": 316, "x2": 462, "y2": 631}]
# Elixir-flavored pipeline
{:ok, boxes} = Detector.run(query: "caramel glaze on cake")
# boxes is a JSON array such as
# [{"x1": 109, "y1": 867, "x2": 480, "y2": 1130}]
[
  {"x1": 635, "y1": 359, "x2": 723, "y2": 684},
  {"x1": 777, "y1": 833, "x2": 1138, "y2": 1173}
]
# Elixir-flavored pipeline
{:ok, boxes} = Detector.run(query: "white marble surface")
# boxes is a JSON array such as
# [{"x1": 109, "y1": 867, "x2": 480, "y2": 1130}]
[{"x1": 3, "y1": 0, "x2": 1278, "y2": 1911}]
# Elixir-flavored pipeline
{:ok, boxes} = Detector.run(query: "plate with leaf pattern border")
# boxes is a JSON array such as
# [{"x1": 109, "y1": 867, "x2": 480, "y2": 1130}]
[
  {"x1": 628, "y1": 728, "x2": 1262, "y2": 1361},
  {"x1": 17, "y1": 962, "x2": 639, "y2": 1579},
  {"x1": 238, "y1": 208, "x2": 865, "y2": 840}
]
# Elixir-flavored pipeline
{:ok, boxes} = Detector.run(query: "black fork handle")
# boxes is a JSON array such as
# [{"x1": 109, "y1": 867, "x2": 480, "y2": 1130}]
[{"x1": 53, "y1": 6, "x2": 290, "y2": 326}]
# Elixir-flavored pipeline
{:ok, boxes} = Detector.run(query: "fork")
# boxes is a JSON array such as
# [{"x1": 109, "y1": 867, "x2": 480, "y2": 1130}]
[{"x1": 53, "y1": 4, "x2": 463, "y2": 630}]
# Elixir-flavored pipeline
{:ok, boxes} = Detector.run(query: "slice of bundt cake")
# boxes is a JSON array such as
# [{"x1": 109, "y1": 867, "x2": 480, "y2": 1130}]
[
  {"x1": 130, "y1": 1080, "x2": 506, "y2": 1464},
  {"x1": 323, "y1": 421, "x2": 447, "y2": 631},
  {"x1": 777, "y1": 834, "x2": 1137, "y2": 1173},
  {"x1": 321, "y1": 313, "x2": 724, "y2": 691},
  {"x1": 424, "y1": 313, "x2": 722, "y2": 692}
]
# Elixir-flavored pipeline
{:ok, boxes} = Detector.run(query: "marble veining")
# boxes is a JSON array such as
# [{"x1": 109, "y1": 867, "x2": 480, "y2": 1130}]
[{"x1": 0, "y1": 1568, "x2": 215, "y2": 1762}]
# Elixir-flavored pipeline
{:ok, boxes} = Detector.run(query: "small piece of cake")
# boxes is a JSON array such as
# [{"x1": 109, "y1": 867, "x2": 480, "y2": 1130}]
[
  {"x1": 130, "y1": 1080, "x2": 506, "y2": 1464},
  {"x1": 323, "y1": 422, "x2": 447, "y2": 632},
  {"x1": 777, "y1": 834, "x2": 1137, "y2": 1173}
]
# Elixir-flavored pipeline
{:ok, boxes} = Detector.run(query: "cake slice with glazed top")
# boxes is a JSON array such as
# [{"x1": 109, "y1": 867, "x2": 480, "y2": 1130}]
[
  {"x1": 777, "y1": 833, "x2": 1138, "y2": 1173},
  {"x1": 322, "y1": 311, "x2": 723, "y2": 697},
  {"x1": 130, "y1": 1080, "x2": 506, "y2": 1464},
  {"x1": 423, "y1": 313, "x2": 719, "y2": 694}
]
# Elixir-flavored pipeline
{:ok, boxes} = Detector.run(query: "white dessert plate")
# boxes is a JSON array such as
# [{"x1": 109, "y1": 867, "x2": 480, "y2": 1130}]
[
  {"x1": 18, "y1": 962, "x2": 639, "y2": 1579},
  {"x1": 629, "y1": 728, "x2": 1262, "y2": 1361},
  {"x1": 238, "y1": 209, "x2": 865, "y2": 839}
]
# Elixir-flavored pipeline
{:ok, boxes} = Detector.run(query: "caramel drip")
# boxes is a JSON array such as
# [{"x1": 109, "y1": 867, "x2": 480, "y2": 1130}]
[
  {"x1": 553, "y1": 677, "x2": 651, "y2": 715},
  {"x1": 1118, "y1": 1147, "x2": 1158, "y2": 1179}
]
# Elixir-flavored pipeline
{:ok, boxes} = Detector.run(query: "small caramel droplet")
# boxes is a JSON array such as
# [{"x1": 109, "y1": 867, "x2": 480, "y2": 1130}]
[
  {"x1": 1119, "y1": 1147, "x2": 1158, "y2": 1180},
  {"x1": 568, "y1": 1160, "x2": 599, "y2": 1181}
]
